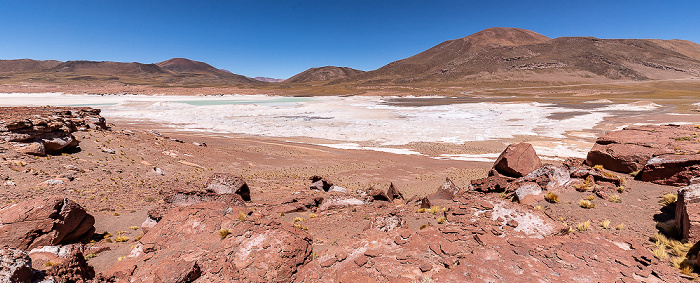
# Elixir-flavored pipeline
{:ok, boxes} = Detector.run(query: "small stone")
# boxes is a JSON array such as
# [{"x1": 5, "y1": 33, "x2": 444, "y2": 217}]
[
  {"x1": 364, "y1": 250, "x2": 381, "y2": 258},
  {"x1": 101, "y1": 147, "x2": 115, "y2": 154},
  {"x1": 419, "y1": 263, "x2": 432, "y2": 272},
  {"x1": 45, "y1": 179, "x2": 65, "y2": 186},
  {"x1": 153, "y1": 167, "x2": 164, "y2": 176},
  {"x1": 354, "y1": 255, "x2": 368, "y2": 267}
]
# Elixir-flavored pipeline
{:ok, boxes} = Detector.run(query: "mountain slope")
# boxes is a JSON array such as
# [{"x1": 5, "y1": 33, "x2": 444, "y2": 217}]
[
  {"x1": 285, "y1": 66, "x2": 365, "y2": 83},
  {"x1": 0, "y1": 59, "x2": 62, "y2": 74},
  {"x1": 155, "y1": 58, "x2": 264, "y2": 85},
  {"x1": 341, "y1": 27, "x2": 700, "y2": 85}
]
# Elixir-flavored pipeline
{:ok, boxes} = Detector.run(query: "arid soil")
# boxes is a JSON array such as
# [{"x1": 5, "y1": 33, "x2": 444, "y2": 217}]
[{"x1": 2, "y1": 106, "x2": 699, "y2": 282}]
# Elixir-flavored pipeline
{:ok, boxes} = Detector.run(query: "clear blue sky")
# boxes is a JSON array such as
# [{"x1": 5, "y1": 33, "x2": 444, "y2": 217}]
[{"x1": 1, "y1": 1, "x2": 698, "y2": 79}]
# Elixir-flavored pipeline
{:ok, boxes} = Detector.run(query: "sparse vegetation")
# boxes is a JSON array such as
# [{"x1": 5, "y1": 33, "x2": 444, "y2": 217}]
[
  {"x1": 419, "y1": 224, "x2": 428, "y2": 230},
  {"x1": 218, "y1": 229, "x2": 232, "y2": 239},
  {"x1": 593, "y1": 164, "x2": 604, "y2": 170},
  {"x1": 617, "y1": 186, "x2": 626, "y2": 193},
  {"x1": 44, "y1": 261, "x2": 57, "y2": 267},
  {"x1": 578, "y1": 199, "x2": 595, "y2": 209},
  {"x1": 544, "y1": 192, "x2": 559, "y2": 203},
  {"x1": 437, "y1": 216, "x2": 447, "y2": 224},
  {"x1": 577, "y1": 220, "x2": 591, "y2": 232},
  {"x1": 309, "y1": 213, "x2": 318, "y2": 218},
  {"x1": 616, "y1": 223, "x2": 624, "y2": 230},
  {"x1": 608, "y1": 195, "x2": 622, "y2": 203},
  {"x1": 601, "y1": 219, "x2": 611, "y2": 229},
  {"x1": 586, "y1": 195, "x2": 595, "y2": 201},
  {"x1": 660, "y1": 193, "x2": 678, "y2": 206},
  {"x1": 238, "y1": 212, "x2": 247, "y2": 222},
  {"x1": 115, "y1": 236, "x2": 129, "y2": 242}
]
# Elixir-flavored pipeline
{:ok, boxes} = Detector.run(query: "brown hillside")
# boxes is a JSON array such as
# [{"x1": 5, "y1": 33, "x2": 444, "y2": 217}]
[
  {"x1": 0, "y1": 59, "x2": 61, "y2": 74},
  {"x1": 285, "y1": 66, "x2": 365, "y2": 83},
  {"x1": 156, "y1": 58, "x2": 265, "y2": 86},
  {"x1": 341, "y1": 27, "x2": 700, "y2": 86}
]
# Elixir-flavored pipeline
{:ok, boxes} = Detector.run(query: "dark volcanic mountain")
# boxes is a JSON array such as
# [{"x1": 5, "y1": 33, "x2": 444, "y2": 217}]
[
  {"x1": 285, "y1": 66, "x2": 365, "y2": 83},
  {"x1": 342, "y1": 27, "x2": 700, "y2": 85}
]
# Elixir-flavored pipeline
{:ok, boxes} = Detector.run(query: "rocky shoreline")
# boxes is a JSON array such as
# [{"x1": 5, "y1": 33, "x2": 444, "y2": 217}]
[{"x1": 1, "y1": 107, "x2": 700, "y2": 282}]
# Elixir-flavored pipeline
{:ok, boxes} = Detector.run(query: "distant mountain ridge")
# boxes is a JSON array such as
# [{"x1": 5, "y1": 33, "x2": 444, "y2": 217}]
[
  {"x1": 2, "y1": 27, "x2": 700, "y2": 89},
  {"x1": 285, "y1": 66, "x2": 365, "y2": 83},
  {"x1": 0, "y1": 58, "x2": 264, "y2": 86}
]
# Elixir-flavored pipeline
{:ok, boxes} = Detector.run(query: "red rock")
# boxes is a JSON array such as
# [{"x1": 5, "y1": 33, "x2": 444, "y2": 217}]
[
  {"x1": 164, "y1": 187, "x2": 246, "y2": 207},
  {"x1": 427, "y1": 177, "x2": 460, "y2": 203},
  {"x1": 419, "y1": 197, "x2": 431, "y2": 209},
  {"x1": 471, "y1": 176, "x2": 510, "y2": 193},
  {"x1": 368, "y1": 186, "x2": 390, "y2": 201},
  {"x1": 512, "y1": 182, "x2": 542, "y2": 205},
  {"x1": 318, "y1": 194, "x2": 364, "y2": 211},
  {"x1": 419, "y1": 263, "x2": 432, "y2": 272},
  {"x1": 309, "y1": 176, "x2": 333, "y2": 191},
  {"x1": 386, "y1": 183, "x2": 404, "y2": 201},
  {"x1": 520, "y1": 164, "x2": 571, "y2": 191},
  {"x1": 491, "y1": 143, "x2": 542, "y2": 178},
  {"x1": 0, "y1": 196, "x2": 95, "y2": 250},
  {"x1": 675, "y1": 184, "x2": 700, "y2": 242},
  {"x1": 354, "y1": 255, "x2": 368, "y2": 267},
  {"x1": 205, "y1": 173, "x2": 250, "y2": 201},
  {"x1": 45, "y1": 248, "x2": 95, "y2": 283},
  {"x1": 640, "y1": 154, "x2": 700, "y2": 186},
  {"x1": 0, "y1": 248, "x2": 32, "y2": 283},
  {"x1": 106, "y1": 202, "x2": 312, "y2": 282}
]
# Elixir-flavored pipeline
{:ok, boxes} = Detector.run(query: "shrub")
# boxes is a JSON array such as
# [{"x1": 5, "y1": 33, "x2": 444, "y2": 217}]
[
  {"x1": 544, "y1": 192, "x2": 559, "y2": 203},
  {"x1": 660, "y1": 193, "x2": 678, "y2": 206},
  {"x1": 578, "y1": 199, "x2": 595, "y2": 209}
]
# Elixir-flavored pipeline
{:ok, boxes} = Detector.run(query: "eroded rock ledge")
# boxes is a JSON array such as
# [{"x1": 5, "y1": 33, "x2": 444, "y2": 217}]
[{"x1": 0, "y1": 106, "x2": 107, "y2": 156}]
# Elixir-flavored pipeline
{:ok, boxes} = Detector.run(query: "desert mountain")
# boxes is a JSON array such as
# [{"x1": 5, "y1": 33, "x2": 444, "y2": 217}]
[
  {"x1": 341, "y1": 27, "x2": 700, "y2": 86},
  {"x1": 285, "y1": 66, "x2": 365, "y2": 83},
  {"x1": 0, "y1": 58, "x2": 263, "y2": 86},
  {"x1": 0, "y1": 59, "x2": 61, "y2": 74}
]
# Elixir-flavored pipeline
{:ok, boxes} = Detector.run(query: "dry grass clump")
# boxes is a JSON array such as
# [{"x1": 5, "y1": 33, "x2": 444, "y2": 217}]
[
  {"x1": 617, "y1": 186, "x2": 626, "y2": 193},
  {"x1": 578, "y1": 199, "x2": 596, "y2": 209},
  {"x1": 293, "y1": 223, "x2": 308, "y2": 230},
  {"x1": 238, "y1": 212, "x2": 247, "y2": 222},
  {"x1": 616, "y1": 223, "x2": 624, "y2": 230},
  {"x1": 309, "y1": 213, "x2": 318, "y2": 218},
  {"x1": 544, "y1": 192, "x2": 559, "y2": 203},
  {"x1": 650, "y1": 228, "x2": 699, "y2": 278},
  {"x1": 417, "y1": 206, "x2": 443, "y2": 214},
  {"x1": 593, "y1": 165, "x2": 604, "y2": 170},
  {"x1": 577, "y1": 220, "x2": 591, "y2": 232},
  {"x1": 293, "y1": 217, "x2": 305, "y2": 223},
  {"x1": 586, "y1": 195, "x2": 595, "y2": 201},
  {"x1": 601, "y1": 219, "x2": 611, "y2": 229},
  {"x1": 608, "y1": 195, "x2": 622, "y2": 203},
  {"x1": 660, "y1": 193, "x2": 678, "y2": 206},
  {"x1": 114, "y1": 236, "x2": 129, "y2": 242},
  {"x1": 218, "y1": 229, "x2": 232, "y2": 239},
  {"x1": 574, "y1": 177, "x2": 595, "y2": 192},
  {"x1": 437, "y1": 216, "x2": 447, "y2": 224}
]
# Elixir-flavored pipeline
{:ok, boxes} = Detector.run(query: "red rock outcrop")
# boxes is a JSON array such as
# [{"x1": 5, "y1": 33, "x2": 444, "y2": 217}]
[
  {"x1": 0, "y1": 107, "x2": 107, "y2": 156},
  {"x1": 107, "y1": 201, "x2": 313, "y2": 282},
  {"x1": 586, "y1": 124, "x2": 700, "y2": 186},
  {"x1": 490, "y1": 142, "x2": 542, "y2": 178},
  {"x1": 0, "y1": 196, "x2": 95, "y2": 250},
  {"x1": 675, "y1": 184, "x2": 700, "y2": 242},
  {"x1": 44, "y1": 248, "x2": 95, "y2": 283},
  {"x1": 205, "y1": 173, "x2": 250, "y2": 201}
]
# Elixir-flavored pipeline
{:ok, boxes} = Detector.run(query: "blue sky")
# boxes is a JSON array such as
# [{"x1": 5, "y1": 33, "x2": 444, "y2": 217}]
[{"x1": 1, "y1": 1, "x2": 698, "y2": 79}]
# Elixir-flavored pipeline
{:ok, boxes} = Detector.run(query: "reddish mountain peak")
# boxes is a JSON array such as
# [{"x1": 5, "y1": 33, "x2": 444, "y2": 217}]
[
  {"x1": 461, "y1": 27, "x2": 551, "y2": 47},
  {"x1": 156, "y1": 58, "x2": 218, "y2": 73}
]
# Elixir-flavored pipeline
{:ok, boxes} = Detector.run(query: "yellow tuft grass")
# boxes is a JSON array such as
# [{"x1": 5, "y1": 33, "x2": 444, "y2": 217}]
[
  {"x1": 416, "y1": 208, "x2": 427, "y2": 213},
  {"x1": 608, "y1": 195, "x2": 622, "y2": 203},
  {"x1": 617, "y1": 186, "x2": 626, "y2": 193},
  {"x1": 616, "y1": 223, "x2": 624, "y2": 230},
  {"x1": 578, "y1": 199, "x2": 596, "y2": 209},
  {"x1": 593, "y1": 165, "x2": 604, "y2": 170},
  {"x1": 577, "y1": 220, "x2": 591, "y2": 232},
  {"x1": 437, "y1": 216, "x2": 447, "y2": 224},
  {"x1": 309, "y1": 213, "x2": 318, "y2": 218},
  {"x1": 114, "y1": 236, "x2": 129, "y2": 242},
  {"x1": 587, "y1": 195, "x2": 595, "y2": 201},
  {"x1": 218, "y1": 229, "x2": 232, "y2": 239},
  {"x1": 652, "y1": 246, "x2": 669, "y2": 259},
  {"x1": 544, "y1": 192, "x2": 559, "y2": 203},
  {"x1": 601, "y1": 219, "x2": 611, "y2": 229},
  {"x1": 428, "y1": 206, "x2": 441, "y2": 214},
  {"x1": 660, "y1": 193, "x2": 678, "y2": 206}
]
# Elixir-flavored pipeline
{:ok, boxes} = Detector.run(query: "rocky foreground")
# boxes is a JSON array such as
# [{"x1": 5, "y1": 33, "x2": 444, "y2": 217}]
[{"x1": 1, "y1": 107, "x2": 700, "y2": 282}]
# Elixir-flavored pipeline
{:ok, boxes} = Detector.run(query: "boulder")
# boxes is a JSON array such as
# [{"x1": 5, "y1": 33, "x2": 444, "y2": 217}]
[
  {"x1": 513, "y1": 182, "x2": 543, "y2": 205},
  {"x1": 368, "y1": 187, "x2": 390, "y2": 201},
  {"x1": 427, "y1": 177, "x2": 460, "y2": 202},
  {"x1": 45, "y1": 248, "x2": 95, "y2": 283},
  {"x1": 520, "y1": 164, "x2": 571, "y2": 191},
  {"x1": 586, "y1": 143, "x2": 658, "y2": 173},
  {"x1": 386, "y1": 183, "x2": 404, "y2": 201},
  {"x1": 205, "y1": 173, "x2": 250, "y2": 201},
  {"x1": 11, "y1": 142, "x2": 45, "y2": 156},
  {"x1": 318, "y1": 195, "x2": 365, "y2": 211},
  {"x1": 309, "y1": 176, "x2": 333, "y2": 192},
  {"x1": 471, "y1": 176, "x2": 510, "y2": 193},
  {"x1": 0, "y1": 248, "x2": 32, "y2": 283},
  {"x1": 106, "y1": 202, "x2": 313, "y2": 282},
  {"x1": 676, "y1": 184, "x2": 700, "y2": 242},
  {"x1": 0, "y1": 196, "x2": 95, "y2": 250},
  {"x1": 491, "y1": 143, "x2": 541, "y2": 178},
  {"x1": 164, "y1": 188, "x2": 246, "y2": 207},
  {"x1": 640, "y1": 154, "x2": 700, "y2": 186}
]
